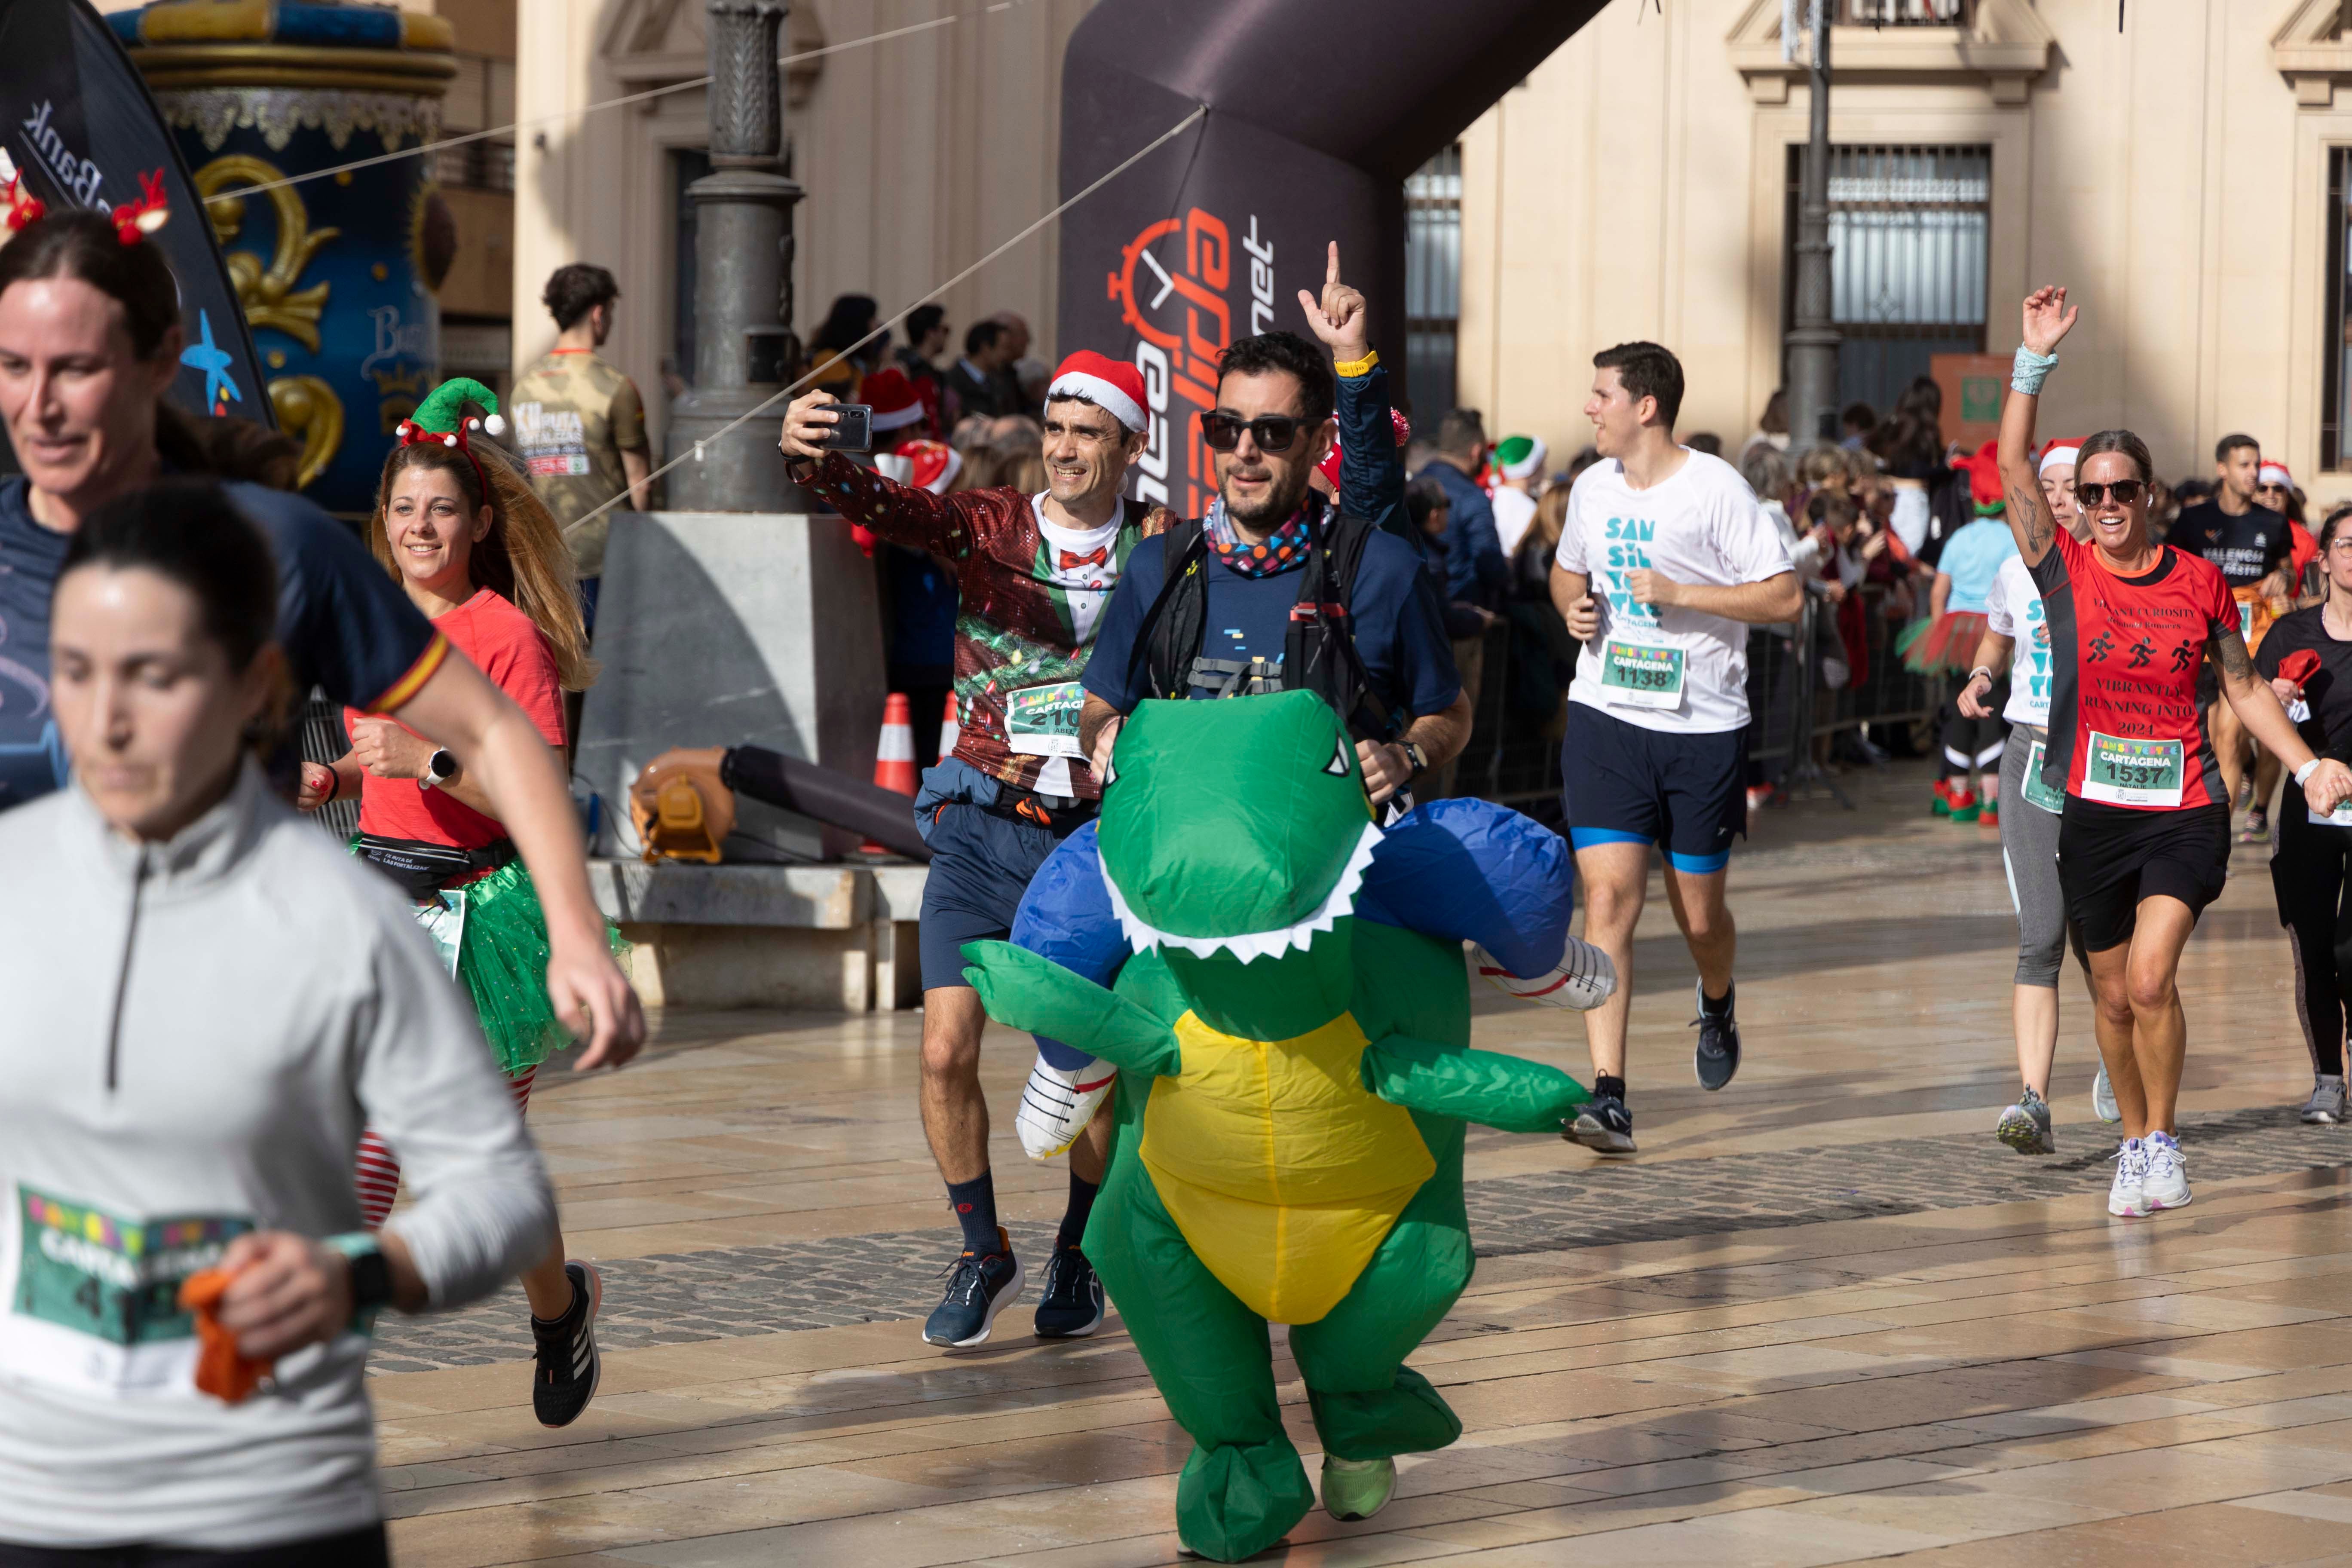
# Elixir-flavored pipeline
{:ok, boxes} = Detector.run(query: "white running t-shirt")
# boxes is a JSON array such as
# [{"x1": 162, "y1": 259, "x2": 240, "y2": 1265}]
[
  {"x1": 1555, "y1": 449, "x2": 1794, "y2": 734},
  {"x1": 1984, "y1": 551, "x2": 2051, "y2": 728}
]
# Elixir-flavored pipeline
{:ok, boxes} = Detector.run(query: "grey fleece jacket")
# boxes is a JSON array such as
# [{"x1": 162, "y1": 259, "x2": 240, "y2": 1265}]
[{"x1": 0, "y1": 763, "x2": 555, "y2": 1549}]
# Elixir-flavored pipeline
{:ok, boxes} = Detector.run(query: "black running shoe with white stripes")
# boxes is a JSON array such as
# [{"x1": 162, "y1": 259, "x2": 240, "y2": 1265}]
[
  {"x1": 1566, "y1": 1092, "x2": 1635, "y2": 1154},
  {"x1": 531, "y1": 1260, "x2": 602, "y2": 1428}
]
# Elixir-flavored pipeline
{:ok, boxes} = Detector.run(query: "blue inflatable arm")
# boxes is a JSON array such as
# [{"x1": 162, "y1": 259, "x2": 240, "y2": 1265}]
[
  {"x1": 1008, "y1": 821, "x2": 1128, "y2": 1070},
  {"x1": 1356, "y1": 798, "x2": 1573, "y2": 978}
]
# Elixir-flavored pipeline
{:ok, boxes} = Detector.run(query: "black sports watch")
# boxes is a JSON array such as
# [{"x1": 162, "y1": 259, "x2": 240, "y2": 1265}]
[
  {"x1": 1402, "y1": 740, "x2": 1429, "y2": 775},
  {"x1": 419, "y1": 748, "x2": 458, "y2": 790},
  {"x1": 325, "y1": 1233, "x2": 395, "y2": 1311}
]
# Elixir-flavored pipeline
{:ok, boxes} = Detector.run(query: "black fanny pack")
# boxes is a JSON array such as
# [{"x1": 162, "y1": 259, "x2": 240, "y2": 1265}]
[{"x1": 356, "y1": 833, "x2": 517, "y2": 900}]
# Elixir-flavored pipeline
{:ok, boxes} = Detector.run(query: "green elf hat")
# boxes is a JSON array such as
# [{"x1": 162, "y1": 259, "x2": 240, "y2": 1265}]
[
  {"x1": 403, "y1": 376, "x2": 506, "y2": 440},
  {"x1": 1494, "y1": 434, "x2": 1547, "y2": 480},
  {"x1": 395, "y1": 377, "x2": 507, "y2": 493}
]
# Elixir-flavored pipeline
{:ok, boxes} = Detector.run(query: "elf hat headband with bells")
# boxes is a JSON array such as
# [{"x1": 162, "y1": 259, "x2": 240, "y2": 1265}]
[{"x1": 395, "y1": 377, "x2": 510, "y2": 499}]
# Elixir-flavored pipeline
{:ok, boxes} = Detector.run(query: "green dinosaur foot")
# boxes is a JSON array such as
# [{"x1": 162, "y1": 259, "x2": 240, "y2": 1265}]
[
  {"x1": 1307, "y1": 1366, "x2": 1462, "y2": 1461},
  {"x1": 1320, "y1": 1454, "x2": 1396, "y2": 1522},
  {"x1": 1175, "y1": 1432, "x2": 1314, "y2": 1562}
]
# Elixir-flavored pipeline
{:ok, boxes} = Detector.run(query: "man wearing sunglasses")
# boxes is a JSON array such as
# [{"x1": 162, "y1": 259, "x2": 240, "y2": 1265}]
[
  {"x1": 777, "y1": 351, "x2": 1169, "y2": 1353},
  {"x1": 1076, "y1": 323, "x2": 1471, "y2": 813}
]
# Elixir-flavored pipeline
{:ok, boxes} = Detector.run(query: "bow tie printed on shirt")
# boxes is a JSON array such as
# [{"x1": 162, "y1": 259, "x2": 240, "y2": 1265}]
[{"x1": 1058, "y1": 547, "x2": 1109, "y2": 570}]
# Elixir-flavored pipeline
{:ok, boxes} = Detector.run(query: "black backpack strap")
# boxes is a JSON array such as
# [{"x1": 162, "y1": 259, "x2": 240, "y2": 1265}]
[
  {"x1": 1129, "y1": 519, "x2": 1209, "y2": 701},
  {"x1": 1284, "y1": 509, "x2": 1397, "y2": 742}
]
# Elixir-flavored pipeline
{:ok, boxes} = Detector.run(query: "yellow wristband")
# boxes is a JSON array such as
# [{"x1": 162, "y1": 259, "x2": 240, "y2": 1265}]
[{"x1": 1332, "y1": 350, "x2": 1379, "y2": 379}]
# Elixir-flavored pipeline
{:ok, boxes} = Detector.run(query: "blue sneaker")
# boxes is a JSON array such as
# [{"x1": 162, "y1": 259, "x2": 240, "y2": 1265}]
[
  {"x1": 1032, "y1": 1244, "x2": 1106, "y2": 1339},
  {"x1": 922, "y1": 1228, "x2": 1022, "y2": 1348}
]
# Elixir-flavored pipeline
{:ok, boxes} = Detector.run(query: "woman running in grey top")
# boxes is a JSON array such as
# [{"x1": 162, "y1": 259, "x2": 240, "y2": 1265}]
[{"x1": 0, "y1": 483, "x2": 554, "y2": 1563}]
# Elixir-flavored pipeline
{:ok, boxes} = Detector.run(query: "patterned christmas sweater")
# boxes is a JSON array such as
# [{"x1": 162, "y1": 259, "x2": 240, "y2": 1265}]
[{"x1": 802, "y1": 452, "x2": 1171, "y2": 799}]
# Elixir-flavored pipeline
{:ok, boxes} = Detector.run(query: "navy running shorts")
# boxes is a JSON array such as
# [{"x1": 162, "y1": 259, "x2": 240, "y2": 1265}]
[
  {"x1": 1559, "y1": 701, "x2": 1747, "y2": 874},
  {"x1": 918, "y1": 801, "x2": 1083, "y2": 990}
]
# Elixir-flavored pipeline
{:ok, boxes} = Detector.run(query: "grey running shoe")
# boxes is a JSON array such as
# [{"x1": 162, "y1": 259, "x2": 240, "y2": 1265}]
[
  {"x1": 2092, "y1": 1064, "x2": 2121, "y2": 1124},
  {"x1": 1567, "y1": 1092, "x2": 1636, "y2": 1154},
  {"x1": 1995, "y1": 1087, "x2": 2056, "y2": 1155},
  {"x1": 1692, "y1": 980, "x2": 1740, "y2": 1092},
  {"x1": 2303, "y1": 1075, "x2": 2348, "y2": 1125}
]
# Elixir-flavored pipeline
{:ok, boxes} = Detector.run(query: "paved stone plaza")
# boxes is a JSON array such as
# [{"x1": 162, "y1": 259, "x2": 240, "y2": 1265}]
[{"x1": 372, "y1": 763, "x2": 2352, "y2": 1566}]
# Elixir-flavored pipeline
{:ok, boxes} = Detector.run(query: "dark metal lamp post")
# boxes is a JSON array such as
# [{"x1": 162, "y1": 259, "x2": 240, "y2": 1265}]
[
  {"x1": 665, "y1": 0, "x2": 810, "y2": 511},
  {"x1": 1786, "y1": 0, "x2": 1841, "y2": 450}
]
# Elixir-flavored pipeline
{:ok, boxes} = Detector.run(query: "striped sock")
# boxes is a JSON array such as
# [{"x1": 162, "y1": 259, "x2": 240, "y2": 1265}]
[{"x1": 353, "y1": 1065, "x2": 541, "y2": 1228}]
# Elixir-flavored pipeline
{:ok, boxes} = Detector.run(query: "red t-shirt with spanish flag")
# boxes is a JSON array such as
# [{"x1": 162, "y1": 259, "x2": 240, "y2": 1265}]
[
  {"x1": 2030, "y1": 526, "x2": 2236, "y2": 810},
  {"x1": 349, "y1": 588, "x2": 566, "y2": 849}
]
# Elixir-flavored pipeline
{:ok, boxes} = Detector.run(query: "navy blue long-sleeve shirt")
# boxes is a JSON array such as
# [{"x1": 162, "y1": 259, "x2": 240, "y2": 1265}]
[
  {"x1": 1336, "y1": 360, "x2": 1415, "y2": 551},
  {"x1": 1420, "y1": 458, "x2": 1508, "y2": 609}
]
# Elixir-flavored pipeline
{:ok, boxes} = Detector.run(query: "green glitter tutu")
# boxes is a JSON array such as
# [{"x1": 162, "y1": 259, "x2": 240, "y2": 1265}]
[{"x1": 352, "y1": 842, "x2": 628, "y2": 1075}]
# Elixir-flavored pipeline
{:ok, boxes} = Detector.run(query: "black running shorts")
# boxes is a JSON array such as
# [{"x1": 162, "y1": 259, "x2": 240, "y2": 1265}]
[{"x1": 2056, "y1": 796, "x2": 2230, "y2": 953}]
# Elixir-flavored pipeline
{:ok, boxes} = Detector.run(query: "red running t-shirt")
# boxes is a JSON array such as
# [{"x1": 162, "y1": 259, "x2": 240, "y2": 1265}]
[
  {"x1": 2030, "y1": 526, "x2": 2236, "y2": 811},
  {"x1": 349, "y1": 588, "x2": 567, "y2": 848}
]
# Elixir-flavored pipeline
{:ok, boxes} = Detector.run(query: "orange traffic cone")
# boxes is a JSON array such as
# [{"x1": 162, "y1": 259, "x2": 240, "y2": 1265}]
[
  {"x1": 863, "y1": 692, "x2": 917, "y2": 853},
  {"x1": 937, "y1": 692, "x2": 961, "y2": 759}
]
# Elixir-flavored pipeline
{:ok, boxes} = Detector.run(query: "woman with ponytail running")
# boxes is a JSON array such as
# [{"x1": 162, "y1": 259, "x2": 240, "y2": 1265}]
[
  {"x1": 1998, "y1": 287, "x2": 2352, "y2": 1218},
  {"x1": 299, "y1": 378, "x2": 617, "y2": 1425}
]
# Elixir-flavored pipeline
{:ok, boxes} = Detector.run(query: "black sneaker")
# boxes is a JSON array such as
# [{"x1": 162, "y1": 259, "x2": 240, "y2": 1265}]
[
  {"x1": 1033, "y1": 1244, "x2": 1106, "y2": 1339},
  {"x1": 922, "y1": 1228, "x2": 1022, "y2": 1348},
  {"x1": 1693, "y1": 980, "x2": 1741, "y2": 1091},
  {"x1": 530, "y1": 1260, "x2": 602, "y2": 1429},
  {"x1": 1567, "y1": 1092, "x2": 1636, "y2": 1154}
]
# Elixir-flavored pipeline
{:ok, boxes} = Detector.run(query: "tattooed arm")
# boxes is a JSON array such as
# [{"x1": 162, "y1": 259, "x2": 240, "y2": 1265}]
[
  {"x1": 2212, "y1": 625, "x2": 2352, "y2": 809},
  {"x1": 1997, "y1": 287, "x2": 2078, "y2": 568}
]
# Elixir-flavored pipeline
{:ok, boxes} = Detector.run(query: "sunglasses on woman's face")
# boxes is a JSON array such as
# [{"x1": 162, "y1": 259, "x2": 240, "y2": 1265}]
[
  {"x1": 2075, "y1": 480, "x2": 2145, "y2": 507},
  {"x1": 1201, "y1": 412, "x2": 1305, "y2": 454}
]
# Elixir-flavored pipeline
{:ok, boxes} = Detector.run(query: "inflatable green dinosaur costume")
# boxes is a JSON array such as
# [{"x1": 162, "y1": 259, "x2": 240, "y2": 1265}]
[{"x1": 963, "y1": 691, "x2": 1588, "y2": 1561}]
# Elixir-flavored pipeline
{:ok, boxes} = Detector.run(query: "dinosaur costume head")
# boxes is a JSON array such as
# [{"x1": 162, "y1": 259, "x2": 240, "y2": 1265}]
[{"x1": 1096, "y1": 691, "x2": 1380, "y2": 965}]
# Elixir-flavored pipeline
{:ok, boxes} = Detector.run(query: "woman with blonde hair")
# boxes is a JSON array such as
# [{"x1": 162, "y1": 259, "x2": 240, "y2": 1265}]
[{"x1": 299, "y1": 377, "x2": 617, "y2": 1428}]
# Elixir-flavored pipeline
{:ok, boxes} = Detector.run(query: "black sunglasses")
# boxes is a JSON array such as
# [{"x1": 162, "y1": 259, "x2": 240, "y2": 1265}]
[
  {"x1": 1201, "y1": 412, "x2": 1306, "y2": 454},
  {"x1": 2076, "y1": 480, "x2": 2145, "y2": 507}
]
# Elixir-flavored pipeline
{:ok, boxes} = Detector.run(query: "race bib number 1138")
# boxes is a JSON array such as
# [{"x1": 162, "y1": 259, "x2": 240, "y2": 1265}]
[{"x1": 1599, "y1": 639, "x2": 1686, "y2": 711}]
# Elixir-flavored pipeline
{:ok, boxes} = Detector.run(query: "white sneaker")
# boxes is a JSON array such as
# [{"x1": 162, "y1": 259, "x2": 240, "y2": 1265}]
[
  {"x1": 2107, "y1": 1138, "x2": 2150, "y2": 1218},
  {"x1": 2140, "y1": 1131, "x2": 2192, "y2": 1211},
  {"x1": 1471, "y1": 937, "x2": 1617, "y2": 1012},
  {"x1": 2092, "y1": 1064, "x2": 2121, "y2": 1124},
  {"x1": 1014, "y1": 1052, "x2": 1118, "y2": 1160}
]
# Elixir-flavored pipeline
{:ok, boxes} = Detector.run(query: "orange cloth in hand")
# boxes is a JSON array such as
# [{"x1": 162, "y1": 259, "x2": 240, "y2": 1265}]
[{"x1": 178, "y1": 1268, "x2": 273, "y2": 1404}]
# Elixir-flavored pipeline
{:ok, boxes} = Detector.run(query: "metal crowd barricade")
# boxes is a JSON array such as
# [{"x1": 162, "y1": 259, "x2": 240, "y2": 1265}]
[
  {"x1": 1807, "y1": 584, "x2": 1940, "y2": 763},
  {"x1": 1446, "y1": 587, "x2": 1948, "y2": 818}
]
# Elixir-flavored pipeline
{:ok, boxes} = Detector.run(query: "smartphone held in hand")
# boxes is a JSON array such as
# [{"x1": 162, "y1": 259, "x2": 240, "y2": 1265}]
[{"x1": 820, "y1": 404, "x2": 873, "y2": 453}]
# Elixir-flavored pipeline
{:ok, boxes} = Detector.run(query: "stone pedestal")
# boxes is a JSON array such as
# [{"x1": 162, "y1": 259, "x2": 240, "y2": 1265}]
[{"x1": 577, "y1": 508, "x2": 884, "y2": 863}]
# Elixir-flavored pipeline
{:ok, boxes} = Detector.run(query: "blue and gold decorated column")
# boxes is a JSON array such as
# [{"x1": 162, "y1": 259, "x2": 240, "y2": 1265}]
[{"x1": 110, "y1": 0, "x2": 456, "y2": 515}]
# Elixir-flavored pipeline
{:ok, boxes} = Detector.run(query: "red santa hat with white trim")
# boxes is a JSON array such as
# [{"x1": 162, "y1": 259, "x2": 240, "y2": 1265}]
[
  {"x1": 1045, "y1": 350, "x2": 1148, "y2": 433},
  {"x1": 892, "y1": 437, "x2": 962, "y2": 495},
  {"x1": 2038, "y1": 436, "x2": 2083, "y2": 476},
  {"x1": 864, "y1": 367, "x2": 927, "y2": 435}
]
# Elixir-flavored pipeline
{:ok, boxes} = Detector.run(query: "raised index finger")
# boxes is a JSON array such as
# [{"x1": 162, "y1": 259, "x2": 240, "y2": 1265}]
[{"x1": 1326, "y1": 240, "x2": 1341, "y2": 290}]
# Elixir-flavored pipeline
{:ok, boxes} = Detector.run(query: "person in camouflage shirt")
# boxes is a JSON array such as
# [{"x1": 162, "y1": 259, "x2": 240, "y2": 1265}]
[
  {"x1": 508, "y1": 264, "x2": 651, "y2": 628},
  {"x1": 781, "y1": 350, "x2": 1166, "y2": 1350}
]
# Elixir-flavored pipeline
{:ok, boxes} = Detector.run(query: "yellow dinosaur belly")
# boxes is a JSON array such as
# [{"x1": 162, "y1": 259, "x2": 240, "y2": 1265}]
[{"x1": 1139, "y1": 1010, "x2": 1435, "y2": 1324}]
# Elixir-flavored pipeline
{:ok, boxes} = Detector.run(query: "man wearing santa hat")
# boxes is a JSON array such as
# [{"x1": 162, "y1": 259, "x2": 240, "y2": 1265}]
[{"x1": 779, "y1": 349, "x2": 1170, "y2": 1353}]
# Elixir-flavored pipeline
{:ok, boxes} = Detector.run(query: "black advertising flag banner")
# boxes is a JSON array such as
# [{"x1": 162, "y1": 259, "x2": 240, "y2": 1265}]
[
  {"x1": 1056, "y1": 0, "x2": 1606, "y2": 516},
  {"x1": 0, "y1": 0, "x2": 266, "y2": 428}
]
